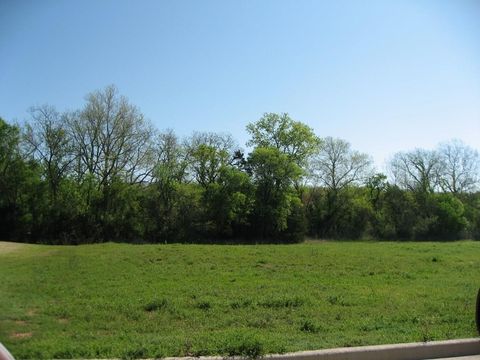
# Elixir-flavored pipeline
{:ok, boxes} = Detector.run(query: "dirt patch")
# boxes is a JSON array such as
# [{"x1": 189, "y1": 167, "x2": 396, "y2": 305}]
[
  {"x1": 10, "y1": 332, "x2": 33, "y2": 339},
  {"x1": 0, "y1": 241, "x2": 27, "y2": 255},
  {"x1": 57, "y1": 317, "x2": 69, "y2": 324},
  {"x1": 14, "y1": 320, "x2": 27, "y2": 325},
  {"x1": 26, "y1": 309, "x2": 37, "y2": 317}
]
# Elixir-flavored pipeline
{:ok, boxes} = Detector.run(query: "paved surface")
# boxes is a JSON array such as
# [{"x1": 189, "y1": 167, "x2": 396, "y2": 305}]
[{"x1": 427, "y1": 357, "x2": 480, "y2": 360}]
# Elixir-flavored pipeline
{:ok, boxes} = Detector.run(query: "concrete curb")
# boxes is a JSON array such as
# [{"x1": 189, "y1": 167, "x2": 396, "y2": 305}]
[
  {"x1": 160, "y1": 338, "x2": 480, "y2": 360},
  {"x1": 24, "y1": 338, "x2": 480, "y2": 360}
]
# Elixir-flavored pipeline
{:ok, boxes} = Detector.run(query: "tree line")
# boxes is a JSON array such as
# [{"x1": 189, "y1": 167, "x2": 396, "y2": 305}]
[{"x1": 1, "y1": 86, "x2": 479, "y2": 244}]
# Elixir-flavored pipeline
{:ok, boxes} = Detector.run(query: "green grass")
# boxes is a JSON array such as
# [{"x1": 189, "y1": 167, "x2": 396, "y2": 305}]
[{"x1": 0, "y1": 240, "x2": 479, "y2": 359}]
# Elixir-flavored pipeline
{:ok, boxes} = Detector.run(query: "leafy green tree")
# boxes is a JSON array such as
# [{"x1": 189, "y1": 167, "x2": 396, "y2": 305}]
[
  {"x1": 182, "y1": 131, "x2": 256, "y2": 241},
  {"x1": 172, "y1": 183, "x2": 203, "y2": 242},
  {"x1": 380, "y1": 185, "x2": 417, "y2": 239},
  {"x1": 305, "y1": 186, "x2": 373, "y2": 239},
  {"x1": 100, "y1": 180, "x2": 145, "y2": 242},
  {"x1": 336, "y1": 188, "x2": 373, "y2": 239},
  {"x1": 245, "y1": 113, "x2": 319, "y2": 241},
  {"x1": 202, "y1": 166, "x2": 254, "y2": 239},
  {"x1": 428, "y1": 193, "x2": 467, "y2": 239},
  {"x1": 248, "y1": 147, "x2": 303, "y2": 241},
  {"x1": 0, "y1": 118, "x2": 22, "y2": 207},
  {"x1": 0, "y1": 118, "x2": 26, "y2": 238},
  {"x1": 144, "y1": 130, "x2": 189, "y2": 241},
  {"x1": 0, "y1": 119, "x2": 46, "y2": 240},
  {"x1": 5, "y1": 86, "x2": 479, "y2": 243},
  {"x1": 185, "y1": 132, "x2": 236, "y2": 187},
  {"x1": 461, "y1": 192, "x2": 480, "y2": 239},
  {"x1": 246, "y1": 112, "x2": 320, "y2": 168},
  {"x1": 366, "y1": 173, "x2": 388, "y2": 209}
]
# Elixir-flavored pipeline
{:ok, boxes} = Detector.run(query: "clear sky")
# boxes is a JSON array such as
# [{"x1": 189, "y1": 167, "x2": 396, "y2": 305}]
[{"x1": 1, "y1": 0, "x2": 479, "y2": 169}]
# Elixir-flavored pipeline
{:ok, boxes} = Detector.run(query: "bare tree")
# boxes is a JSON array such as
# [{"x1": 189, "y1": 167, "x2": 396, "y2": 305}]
[
  {"x1": 308, "y1": 137, "x2": 373, "y2": 238},
  {"x1": 389, "y1": 149, "x2": 440, "y2": 193},
  {"x1": 23, "y1": 105, "x2": 75, "y2": 201},
  {"x1": 310, "y1": 137, "x2": 373, "y2": 192},
  {"x1": 68, "y1": 85, "x2": 154, "y2": 187},
  {"x1": 153, "y1": 129, "x2": 188, "y2": 183},
  {"x1": 437, "y1": 139, "x2": 479, "y2": 193}
]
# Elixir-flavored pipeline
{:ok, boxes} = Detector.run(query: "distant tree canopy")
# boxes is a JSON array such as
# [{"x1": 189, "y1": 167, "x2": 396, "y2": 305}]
[{"x1": 1, "y1": 86, "x2": 480, "y2": 244}]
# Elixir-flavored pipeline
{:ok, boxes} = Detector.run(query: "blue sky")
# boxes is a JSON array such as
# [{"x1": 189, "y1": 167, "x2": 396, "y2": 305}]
[{"x1": 1, "y1": 0, "x2": 479, "y2": 168}]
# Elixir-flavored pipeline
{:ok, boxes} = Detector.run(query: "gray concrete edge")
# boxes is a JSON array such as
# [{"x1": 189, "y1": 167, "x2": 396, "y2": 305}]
[
  {"x1": 22, "y1": 338, "x2": 479, "y2": 360},
  {"x1": 162, "y1": 338, "x2": 480, "y2": 360}
]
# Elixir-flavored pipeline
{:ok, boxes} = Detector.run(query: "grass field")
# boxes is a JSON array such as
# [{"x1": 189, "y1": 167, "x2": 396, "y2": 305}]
[{"x1": 0, "y1": 241, "x2": 479, "y2": 359}]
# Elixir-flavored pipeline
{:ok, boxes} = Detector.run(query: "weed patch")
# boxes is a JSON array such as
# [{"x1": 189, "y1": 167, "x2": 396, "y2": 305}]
[
  {"x1": 144, "y1": 298, "x2": 168, "y2": 312},
  {"x1": 230, "y1": 299, "x2": 253, "y2": 309},
  {"x1": 195, "y1": 301, "x2": 212, "y2": 310},
  {"x1": 222, "y1": 332, "x2": 264, "y2": 359},
  {"x1": 260, "y1": 296, "x2": 304, "y2": 308},
  {"x1": 300, "y1": 320, "x2": 321, "y2": 333}
]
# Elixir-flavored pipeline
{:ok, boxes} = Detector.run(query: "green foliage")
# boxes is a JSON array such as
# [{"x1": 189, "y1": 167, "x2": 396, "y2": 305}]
[
  {"x1": 420, "y1": 193, "x2": 467, "y2": 240},
  {"x1": 306, "y1": 187, "x2": 373, "y2": 239},
  {"x1": 201, "y1": 166, "x2": 254, "y2": 238},
  {"x1": 0, "y1": 118, "x2": 21, "y2": 177},
  {"x1": 462, "y1": 193, "x2": 480, "y2": 239},
  {"x1": 374, "y1": 185, "x2": 418, "y2": 240},
  {"x1": 1, "y1": 96, "x2": 479, "y2": 243},
  {"x1": 338, "y1": 190, "x2": 373, "y2": 239},
  {"x1": 284, "y1": 196, "x2": 307, "y2": 242},
  {"x1": 189, "y1": 143, "x2": 229, "y2": 188},
  {"x1": 0, "y1": 119, "x2": 23, "y2": 238},
  {"x1": 246, "y1": 112, "x2": 320, "y2": 168},
  {"x1": 248, "y1": 147, "x2": 303, "y2": 240},
  {"x1": 175, "y1": 183, "x2": 204, "y2": 241}
]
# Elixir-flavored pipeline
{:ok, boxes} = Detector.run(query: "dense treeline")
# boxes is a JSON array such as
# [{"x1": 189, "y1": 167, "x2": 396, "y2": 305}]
[{"x1": 1, "y1": 86, "x2": 479, "y2": 244}]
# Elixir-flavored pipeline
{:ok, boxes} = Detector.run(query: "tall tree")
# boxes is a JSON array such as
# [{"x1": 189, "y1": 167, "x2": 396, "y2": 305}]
[
  {"x1": 311, "y1": 137, "x2": 373, "y2": 193},
  {"x1": 185, "y1": 132, "x2": 236, "y2": 188},
  {"x1": 437, "y1": 139, "x2": 479, "y2": 194},
  {"x1": 23, "y1": 105, "x2": 74, "y2": 202},
  {"x1": 246, "y1": 112, "x2": 320, "y2": 168},
  {"x1": 0, "y1": 118, "x2": 22, "y2": 197},
  {"x1": 0, "y1": 118, "x2": 22, "y2": 237},
  {"x1": 389, "y1": 149, "x2": 440, "y2": 193},
  {"x1": 308, "y1": 137, "x2": 373, "y2": 238},
  {"x1": 153, "y1": 129, "x2": 188, "y2": 190},
  {"x1": 145, "y1": 130, "x2": 189, "y2": 240},
  {"x1": 65, "y1": 86, "x2": 155, "y2": 241},
  {"x1": 68, "y1": 85, "x2": 155, "y2": 187},
  {"x1": 248, "y1": 147, "x2": 302, "y2": 240}
]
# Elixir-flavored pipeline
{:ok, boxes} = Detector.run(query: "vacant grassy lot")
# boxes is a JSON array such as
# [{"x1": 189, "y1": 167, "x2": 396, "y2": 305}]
[{"x1": 0, "y1": 241, "x2": 478, "y2": 359}]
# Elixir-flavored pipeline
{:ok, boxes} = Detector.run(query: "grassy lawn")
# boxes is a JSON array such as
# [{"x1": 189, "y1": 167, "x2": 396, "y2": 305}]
[{"x1": 0, "y1": 241, "x2": 479, "y2": 359}]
